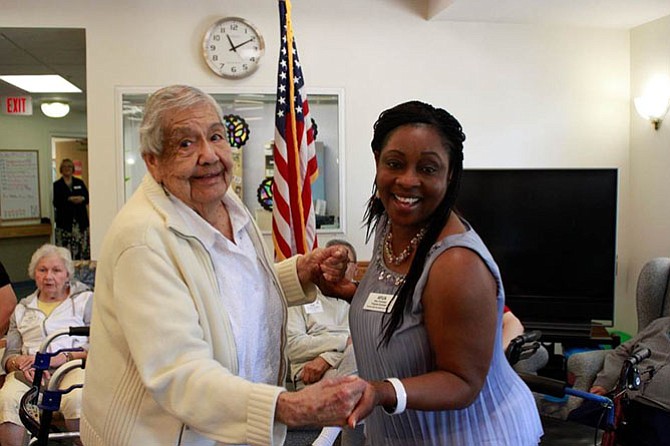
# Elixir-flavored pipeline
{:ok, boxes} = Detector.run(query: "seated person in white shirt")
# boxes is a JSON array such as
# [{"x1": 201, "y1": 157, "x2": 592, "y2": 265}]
[
  {"x1": 287, "y1": 239, "x2": 363, "y2": 446},
  {"x1": 287, "y1": 239, "x2": 358, "y2": 389}
]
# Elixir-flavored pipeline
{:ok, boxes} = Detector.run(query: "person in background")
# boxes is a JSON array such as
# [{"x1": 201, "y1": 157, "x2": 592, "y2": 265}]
[
  {"x1": 0, "y1": 262, "x2": 17, "y2": 337},
  {"x1": 0, "y1": 261, "x2": 18, "y2": 389},
  {"x1": 502, "y1": 305, "x2": 525, "y2": 349},
  {"x1": 0, "y1": 244, "x2": 92, "y2": 446},
  {"x1": 334, "y1": 101, "x2": 542, "y2": 444},
  {"x1": 286, "y1": 239, "x2": 363, "y2": 446},
  {"x1": 587, "y1": 316, "x2": 670, "y2": 446},
  {"x1": 53, "y1": 158, "x2": 90, "y2": 260},
  {"x1": 81, "y1": 85, "x2": 366, "y2": 446}
]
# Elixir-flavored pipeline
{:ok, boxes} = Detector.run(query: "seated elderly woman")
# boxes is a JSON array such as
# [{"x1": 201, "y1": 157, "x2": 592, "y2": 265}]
[{"x1": 0, "y1": 244, "x2": 92, "y2": 446}]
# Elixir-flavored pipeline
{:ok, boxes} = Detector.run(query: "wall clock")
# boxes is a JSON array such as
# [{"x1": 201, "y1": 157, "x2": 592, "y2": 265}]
[{"x1": 202, "y1": 17, "x2": 265, "y2": 79}]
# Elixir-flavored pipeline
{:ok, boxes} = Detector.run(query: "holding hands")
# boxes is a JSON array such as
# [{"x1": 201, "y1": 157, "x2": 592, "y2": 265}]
[
  {"x1": 276, "y1": 375, "x2": 367, "y2": 428},
  {"x1": 297, "y1": 246, "x2": 357, "y2": 301}
]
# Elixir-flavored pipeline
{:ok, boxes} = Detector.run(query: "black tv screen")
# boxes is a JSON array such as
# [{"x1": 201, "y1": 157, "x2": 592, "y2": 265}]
[{"x1": 455, "y1": 168, "x2": 618, "y2": 331}]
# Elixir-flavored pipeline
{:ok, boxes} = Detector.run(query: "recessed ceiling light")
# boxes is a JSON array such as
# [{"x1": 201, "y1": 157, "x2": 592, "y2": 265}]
[{"x1": 0, "y1": 75, "x2": 81, "y2": 93}]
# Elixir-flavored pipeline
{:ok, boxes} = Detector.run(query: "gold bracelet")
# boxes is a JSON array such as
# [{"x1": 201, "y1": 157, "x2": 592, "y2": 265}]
[{"x1": 63, "y1": 352, "x2": 73, "y2": 362}]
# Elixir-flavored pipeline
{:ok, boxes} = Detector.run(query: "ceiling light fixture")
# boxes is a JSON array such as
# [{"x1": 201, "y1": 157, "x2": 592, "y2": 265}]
[
  {"x1": 0, "y1": 74, "x2": 81, "y2": 93},
  {"x1": 41, "y1": 101, "x2": 70, "y2": 118}
]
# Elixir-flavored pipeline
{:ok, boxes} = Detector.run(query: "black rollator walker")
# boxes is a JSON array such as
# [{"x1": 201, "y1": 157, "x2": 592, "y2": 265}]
[
  {"x1": 506, "y1": 331, "x2": 652, "y2": 446},
  {"x1": 19, "y1": 326, "x2": 89, "y2": 446}
]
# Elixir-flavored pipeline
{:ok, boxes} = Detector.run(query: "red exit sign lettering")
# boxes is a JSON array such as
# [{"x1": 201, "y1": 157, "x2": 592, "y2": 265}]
[{"x1": 2, "y1": 96, "x2": 33, "y2": 115}]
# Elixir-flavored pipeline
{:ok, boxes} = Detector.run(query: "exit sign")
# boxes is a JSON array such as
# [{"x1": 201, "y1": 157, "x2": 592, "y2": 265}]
[{"x1": 2, "y1": 96, "x2": 33, "y2": 115}]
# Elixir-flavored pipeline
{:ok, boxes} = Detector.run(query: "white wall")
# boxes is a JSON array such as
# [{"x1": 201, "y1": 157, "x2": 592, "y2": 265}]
[
  {"x1": 1, "y1": 0, "x2": 638, "y2": 331},
  {"x1": 629, "y1": 15, "x2": 670, "y2": 331}
]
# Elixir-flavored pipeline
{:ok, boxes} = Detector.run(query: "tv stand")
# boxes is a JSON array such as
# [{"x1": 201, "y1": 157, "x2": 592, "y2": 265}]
[
  {"x1": 525, "y1": 322, "x2": 591, "y2": 339},
  {"x1": 523, "y1": 322, "x2": 619, "y2": 348}
]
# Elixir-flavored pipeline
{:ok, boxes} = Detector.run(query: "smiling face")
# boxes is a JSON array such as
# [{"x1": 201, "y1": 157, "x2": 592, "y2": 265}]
[
  {"x1": 35, "y1": 254, "x2": 70, "y2": 300},
  {"x1": 144, "y1": 102, "x2": 233, "y2": 214},
  {"x1": 60, "y1": 159, "x2": 75, "y2": 178},
  {"x1": 375, "y1": 123, "x2": 451, "y2": 234}
]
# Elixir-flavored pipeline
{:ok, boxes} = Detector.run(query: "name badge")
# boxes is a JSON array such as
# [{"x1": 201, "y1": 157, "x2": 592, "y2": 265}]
[
  {"x1": 303, "y1": 300, "x2": 324, "y2": 314},
  {"x1": 363, "y1": 292, "x2": 397, "y2": 313}
]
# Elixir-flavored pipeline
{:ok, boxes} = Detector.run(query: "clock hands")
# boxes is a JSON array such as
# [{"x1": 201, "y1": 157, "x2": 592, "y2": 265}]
[
  {"x1": 227, "y1": 36, "x2": 254, "y2": 52},
  {"x1": 226, "y1": 34, "x2": 238, "y2": 53}
]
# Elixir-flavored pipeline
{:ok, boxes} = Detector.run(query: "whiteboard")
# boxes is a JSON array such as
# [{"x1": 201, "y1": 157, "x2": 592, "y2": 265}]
[{"x1": 0, "y1": 150, "x2": 41, "y2": 222}]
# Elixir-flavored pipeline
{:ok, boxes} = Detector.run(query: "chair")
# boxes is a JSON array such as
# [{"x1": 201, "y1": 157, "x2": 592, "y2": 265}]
[
  {"x1": 506, "y1": 330, "x2": 550, "y2": 374},
  {"x1": 513, "y1": 344, "x2": 549, "y2": 374},
  {"x1": 561, "y1": 257, "x2": 670, "y2": 418}
]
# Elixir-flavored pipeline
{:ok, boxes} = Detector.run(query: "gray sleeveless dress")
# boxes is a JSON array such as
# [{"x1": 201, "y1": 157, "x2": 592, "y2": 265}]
[{"x1": 349, "y1": 217, "x2": 543, "y2": 445}]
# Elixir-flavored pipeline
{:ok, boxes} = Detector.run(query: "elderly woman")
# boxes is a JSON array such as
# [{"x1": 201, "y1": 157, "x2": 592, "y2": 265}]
[
  {"x1": 0, "y1": 244, "x2": 92, "y2": 446},
  {"x1": 81, "y1": 85, "x2": 365, "y2": 446}
]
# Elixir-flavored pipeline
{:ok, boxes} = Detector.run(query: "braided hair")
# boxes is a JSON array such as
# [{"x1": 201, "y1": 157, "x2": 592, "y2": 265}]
[{"x1": 363, "y1": 101, "x2": 466, "y2": 346}]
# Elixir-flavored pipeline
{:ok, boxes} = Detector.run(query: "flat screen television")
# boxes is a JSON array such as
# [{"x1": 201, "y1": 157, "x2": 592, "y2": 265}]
[{"x1": 455, "y1": 168, "x2": 618, "y2": 333}]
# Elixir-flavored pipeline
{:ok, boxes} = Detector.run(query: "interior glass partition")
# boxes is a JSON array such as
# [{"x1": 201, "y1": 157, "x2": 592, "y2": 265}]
[{"x1": 120, "y1": 88, "x2": 344, "y2": 233}]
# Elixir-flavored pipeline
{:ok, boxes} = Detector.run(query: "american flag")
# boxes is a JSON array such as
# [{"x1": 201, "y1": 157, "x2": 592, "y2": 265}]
[{"x1": 272, "y1": 0, "x2": 318, "y2": 261}]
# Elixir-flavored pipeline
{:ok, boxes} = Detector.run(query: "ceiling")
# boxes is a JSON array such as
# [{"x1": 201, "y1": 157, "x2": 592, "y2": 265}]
[
  {"x1": 2, "y1": 2, "x2": 670, "y2": 117},
  {"x1": 429, "y1": 0, "x2": 670, "y2": 29},
  {"x1": 0, "y1": 28, "x2": 86, "y2": 114}
]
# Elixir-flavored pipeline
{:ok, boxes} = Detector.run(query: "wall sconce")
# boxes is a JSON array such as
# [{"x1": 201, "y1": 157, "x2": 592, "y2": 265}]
[
  {"x1": 634, "y1": 95, "x2": 670, "y2": 130},
  {"x1": 40, "y1": 101, "x2": 70, "y2": 118}
]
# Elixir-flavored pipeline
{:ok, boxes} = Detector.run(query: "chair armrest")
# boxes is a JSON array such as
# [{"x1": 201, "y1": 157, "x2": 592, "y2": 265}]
[
  {"x1": 564, "y1": 350, "x2": 608, "y2": 413},
  {"x1": 513, "y1": 345, "x2": 549, "y2": 374}
]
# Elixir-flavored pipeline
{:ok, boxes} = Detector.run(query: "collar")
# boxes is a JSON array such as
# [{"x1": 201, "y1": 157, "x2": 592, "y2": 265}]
[{"x1": 166, "y1": 186, "x2": 251, "y2": 252}]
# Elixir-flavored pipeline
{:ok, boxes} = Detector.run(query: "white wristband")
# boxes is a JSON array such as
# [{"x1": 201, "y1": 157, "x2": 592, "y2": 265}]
[{"x1": 383, "y1": 378, "x2": 407, "y2": 415}]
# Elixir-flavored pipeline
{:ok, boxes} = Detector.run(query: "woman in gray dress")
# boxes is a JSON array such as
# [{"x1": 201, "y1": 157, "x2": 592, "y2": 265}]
[{"x1": 340, "y1": 101, "x2": 543, "y2": 445}]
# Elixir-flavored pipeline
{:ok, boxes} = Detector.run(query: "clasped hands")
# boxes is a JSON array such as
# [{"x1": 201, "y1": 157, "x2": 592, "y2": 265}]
[
  {"x1": 9, "y1": 353, "x2": 68, "y2": 384},
  {"x1": 297, "y1": 246, "x2": 357, "y2": 301},
  {"x1": 67, "y1": 195, "x2": 85, "y2": 204},
  {"x1": 276, "y1": 375, "x2": 382, "y2": 429}
]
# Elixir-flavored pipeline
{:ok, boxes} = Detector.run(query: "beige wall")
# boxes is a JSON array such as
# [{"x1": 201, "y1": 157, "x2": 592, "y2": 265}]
[
  {"x1": 1, "y1": 0, "x2": 661, "y2": 334},
  {"x1": 628, "y1": 15, "x2": 670, "y2": 332}
]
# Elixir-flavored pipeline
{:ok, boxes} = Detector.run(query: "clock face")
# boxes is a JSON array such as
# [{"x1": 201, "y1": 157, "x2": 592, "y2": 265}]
[{"x1": 203, "y1": 17, "x2": 265, "y2": 79}]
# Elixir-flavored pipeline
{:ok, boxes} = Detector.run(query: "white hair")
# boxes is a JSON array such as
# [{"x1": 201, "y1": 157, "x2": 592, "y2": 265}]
[
  {"x1": 139, "y1": 85, "x2": 223, "y2": 157},
  {"x1": 28, "y1": 244, "x2": 74, "y2": 279}
]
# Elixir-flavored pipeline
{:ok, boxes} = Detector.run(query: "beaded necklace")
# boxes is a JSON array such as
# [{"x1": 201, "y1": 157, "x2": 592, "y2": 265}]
[{"x1": 383, "y1": 223, "x2": 428, "y2": 266}]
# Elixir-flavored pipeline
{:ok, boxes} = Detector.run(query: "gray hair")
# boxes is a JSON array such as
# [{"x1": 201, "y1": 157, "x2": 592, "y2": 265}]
[
  {"x1": 139, "y1": 85, "x2": 223, "y2": 157},
  {"x1": 325, "y1": 239, "x2": 357, "y2": 263},
  {"x1": 28, "y1": 244, "x2": 74, "y2": 280}
]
